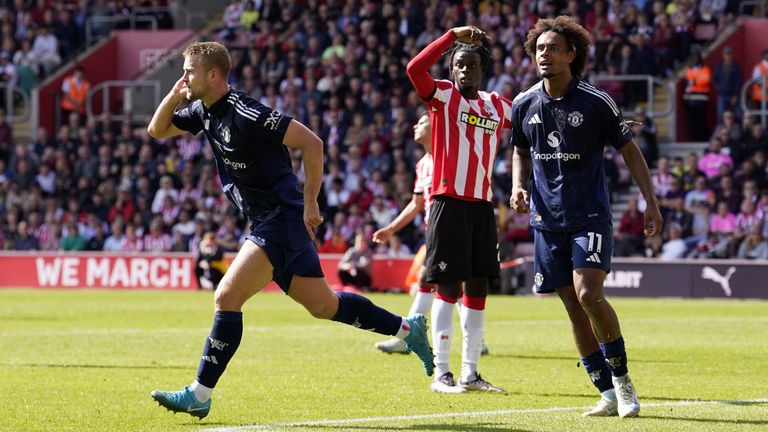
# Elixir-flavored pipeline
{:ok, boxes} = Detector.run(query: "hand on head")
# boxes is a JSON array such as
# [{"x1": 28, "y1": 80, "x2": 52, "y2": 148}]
[{"x1": 452, "y1": 26, "x2": 492, "y2": 45}]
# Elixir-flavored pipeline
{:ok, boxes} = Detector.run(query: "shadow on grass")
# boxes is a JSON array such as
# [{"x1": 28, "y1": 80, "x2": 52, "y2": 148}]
[
  {"x1": 641, "y1": 415, "x2": 768, "y2": 426},
  {"x1": 275, "y1": 423, "x2": 532, "y2": 432},
  {"x1": 0, "y1": 315, "x2": 67, "y2": 321},
  {"x1": 492, "y1": 353, "x2": 680, "y2": 364},
  {"x1": 4, "y1": 363, "x2": 188, "y2": 370}
]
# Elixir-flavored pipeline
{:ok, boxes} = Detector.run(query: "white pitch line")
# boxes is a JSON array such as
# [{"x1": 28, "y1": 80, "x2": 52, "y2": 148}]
[{"x1": 200, "y1": 398, "x2": 768, "y2": 432}]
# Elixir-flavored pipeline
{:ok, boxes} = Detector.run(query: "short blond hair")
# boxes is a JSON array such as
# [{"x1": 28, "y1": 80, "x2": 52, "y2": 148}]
[{"x1": 182, "y1": 41, "x2": 232, "y2": 78}]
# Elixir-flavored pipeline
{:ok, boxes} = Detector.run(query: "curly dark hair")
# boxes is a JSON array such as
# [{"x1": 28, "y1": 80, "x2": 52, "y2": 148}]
[
  {"x1": 523, "y1": 16, "x2": 592, "y2": 78},
  {"x1": 446, "y1": 42, "x2": 492, "y2": 75}
]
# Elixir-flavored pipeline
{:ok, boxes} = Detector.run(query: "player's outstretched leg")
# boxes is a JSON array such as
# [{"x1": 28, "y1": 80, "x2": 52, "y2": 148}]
[
  {"x1": 375, "y1": 285, "x2": 435, "y2": 354},
  {"x1": 402, "y1": 313, "x2": 435, "y2": 376},
  {"x1": 295, "y1": 282, "x2": 435, "y2": 377},
  {"x1": 151, "y1": 385, "x2": 211, "y2": 419}
]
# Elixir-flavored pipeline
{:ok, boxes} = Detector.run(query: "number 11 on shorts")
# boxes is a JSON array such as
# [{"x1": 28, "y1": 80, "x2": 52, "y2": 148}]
[{"x1": 587, "y1": 232, "x2": 602, "y2": 253}]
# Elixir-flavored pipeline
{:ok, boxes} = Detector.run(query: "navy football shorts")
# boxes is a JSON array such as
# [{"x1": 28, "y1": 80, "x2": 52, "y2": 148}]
[
  {"x1": 532, "y1": 222, "x2": 613, "y2": 294},
  {"x1": 247, "y1": 210, "x2": 324, "y2": 293}
]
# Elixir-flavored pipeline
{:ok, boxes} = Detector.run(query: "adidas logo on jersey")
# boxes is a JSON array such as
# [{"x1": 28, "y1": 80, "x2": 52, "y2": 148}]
[
  {"x1": 527, "y1": 113, "x2": 542, "y2": 125},
  {"x1": 586, "y1": 253, "x2": 601, "y2": 263}
]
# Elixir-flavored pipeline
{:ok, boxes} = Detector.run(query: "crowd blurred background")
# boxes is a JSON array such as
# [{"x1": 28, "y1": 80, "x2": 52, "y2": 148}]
[{"x1": 0, "y1": 0, "x2": 766, "y2": 266}]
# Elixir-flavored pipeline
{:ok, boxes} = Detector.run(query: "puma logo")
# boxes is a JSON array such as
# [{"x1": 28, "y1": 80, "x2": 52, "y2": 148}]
[{"x1": 701, "y1": 266, "x2": 736, "y2": 296}]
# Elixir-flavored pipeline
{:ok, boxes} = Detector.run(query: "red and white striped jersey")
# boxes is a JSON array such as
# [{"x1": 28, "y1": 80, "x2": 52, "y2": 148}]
[
  {"x1": 413, "y1": 153, "x2": 434, "y2": 222},
  {"x1": 427, "y1": 80, "x2": 513, "y2": 202},
  {"x1": 143, "y1": 233, "x2": 172, "y2": 252}
]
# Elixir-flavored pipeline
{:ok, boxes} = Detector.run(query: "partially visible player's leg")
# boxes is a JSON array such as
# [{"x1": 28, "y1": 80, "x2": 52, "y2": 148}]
[
  {"x1": 535, "y1": 228, "x2": 616, "y2": 415},
  {"x1": 458, "y1": 277, "x2": 503, "y2": 392},
  {"x1": 572, "y1": 222, "x2": 638, "y2": 418},
  {"x1": 430, "y1": 281, "x2": 461, "y2": 392},
  {"x1": 456, "y1": 202, "x2": 501, "y2": 392},
  {"x1": 151, "y1": 240, "x2": 273, "y2": 418},
  {"x1": 288, "y1": 275, "x2": 434, "y2": 376},
  {"x1": 556, "y1": 285, "x2": 617, "y2": 416},
  {"x1": 376, "y1": 251, "x2": 434, "y2": 355}
]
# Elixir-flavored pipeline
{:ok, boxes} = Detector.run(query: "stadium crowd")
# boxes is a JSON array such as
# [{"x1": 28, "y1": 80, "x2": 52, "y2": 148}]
[{"x1": 0, "y1": 0, "x2": 766, "y2": 267}]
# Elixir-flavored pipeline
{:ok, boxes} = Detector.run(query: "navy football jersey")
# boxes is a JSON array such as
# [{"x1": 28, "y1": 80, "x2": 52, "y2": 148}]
[
  {"x1": 173, "y1": 89, "x2": 303, "y2": 220},
  {"x1": 510, "y1": 79, "x2": 633, "y2": 231}
]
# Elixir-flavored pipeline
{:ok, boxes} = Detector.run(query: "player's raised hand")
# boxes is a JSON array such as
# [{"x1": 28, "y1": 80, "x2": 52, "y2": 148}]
[
  {"x1": 452, "y1": 26, "x2": 491, "y2": 45},
  {"x1": 372, "y1": 228, "x2": 392, "y2": 244},
  {"x1": 303, "y1": 199, "x2": 323, "y2": 240},
  {"x1": 509, "y1": 188, "x2": 530, "y2": 214},
  {"x1": 643, "y1": 204, "x2": 663, "y2": 238},
  {"x1": 171, "y1": 77, "x2": 189, "y2": 100}
]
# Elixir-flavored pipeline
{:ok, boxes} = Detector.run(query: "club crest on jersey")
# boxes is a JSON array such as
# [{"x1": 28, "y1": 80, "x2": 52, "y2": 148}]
[
  {"x1": 567, "y1": 111, "x2": 583, "y2": 127},
  {"x1": 459, "y1": 111, "x2": 498, "y2": 135},
  {"x1": 221, "y1": 125, "x2": 230, "y2": 143}
]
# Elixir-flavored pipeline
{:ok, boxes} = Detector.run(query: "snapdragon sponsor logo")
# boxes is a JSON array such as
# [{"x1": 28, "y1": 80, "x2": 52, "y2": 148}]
[
  {"x1": 222, "y1": 157, "x2": 247, "y2": 170},
  {"x1": 534, "y1": 130, "x2": 581, "y2": 161},
  {"x1": 532, "y1": 151, "x2": 581, "y2": 161}
]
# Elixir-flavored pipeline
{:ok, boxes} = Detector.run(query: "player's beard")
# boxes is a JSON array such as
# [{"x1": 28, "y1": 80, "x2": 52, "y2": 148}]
[{"x1": 540, "y1": 69, "x2": 556, "y2": 78}]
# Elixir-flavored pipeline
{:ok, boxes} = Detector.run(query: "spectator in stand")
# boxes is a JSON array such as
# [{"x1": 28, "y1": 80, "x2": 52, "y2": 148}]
[
  {"x1": 32, "y1": 25, "x2": 60, "y2": 76},
  {"x1": 685, "y1": 175, "x2": 716, "y2": 236},
  {"x1": 683, "y1": 52, "x2": 712, "y2": 141},
  {"x1": 652, "y1": 156, "x2": 676, "y2": 198},
  {"x1": 631, "y1": 106, "x2": 658, "y2": 165},
  {"x1": 144, "y1": 219, "x2": 173, "y2": 253},
  {"x1": 739, "y1": 123, "x2": 768, "y2": 164},
  {"x1": 60, "y1": 223, "x2": 86, "y2": 251},
  {"x1": 749, "y1": 49, "x2": 768, "y2": 109},
  {"x1": 615, "y1": 198, "x2": 646, "y2": 257},
  {"x1": 707, "y1": 201, "x2": 738, "y2": 256},
  {"x1": 698, "y1": 136, "x2": 733, "y2": 181},
  {"x1": 737, "y1": 224, "x2": 768, "y2": 259},
  {"x1": 151, "y1": 175, "x2": 178, "y2": 214},
  {"x1": 86, "y1": 222, "x2": 107, "y2": 251},
  {"x1": 317, "y1": 227, "x2": 349, "y2": 254},
  {"x1": 712, "y1": 109, "x2": 743, "y2": 152},
  {"x1": 0, "y1": 52, "x2": 17, "y2": 103},
  {"x1": 659, "y1": 222, "x2": 687, "y2": 260},
  {"x1": 672, "y1": 152, "x2": 703, "y2": 191},
  {"x1": 215, "y1": 214, "x2": 242, "y2": 253},
  {"x1": 104, "y1": 220, "x2": 127, "y2": 252},
  {"x1": 715, "y1": 175, "x2": 743, "y2": 214},
  {"x1": 712, "y1": 47, "x2": 742, "y2": 121},
  {"x1": 337, "y1": 231, "x2": 374, "y2": 291},
  {"x1": 55, "y1": 9, "x2": 82, "y2": 61},
  {"x1": 730, "y1": 198, "x2": 764, "y2": 256},
  {"x1": 378, "y1": 234, "x2": 411, "y2": 257},
  {"x1": 11, "y1": 220, "x2": 38, "y2": 251},
  {"x1": 123, "y1": 224, "x2": 144, "y2": 252},
  {"x1": 13, "y1": 38, "x2": 41, "y2": 79}
]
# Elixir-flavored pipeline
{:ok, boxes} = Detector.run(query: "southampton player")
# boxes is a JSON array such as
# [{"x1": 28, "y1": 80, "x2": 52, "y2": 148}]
[
  {"x1": 407, "y1": 26, "x2": 510, "y2": 393},
  {"x1": 147, "y1": 42, "x2": 434, "y2": 419},
  {"x1": 372, "y1": 114, "x2": 490, "y2": 357},
  {"x1": 510, "y1": 17, "x2": 662, "y2": 418}
]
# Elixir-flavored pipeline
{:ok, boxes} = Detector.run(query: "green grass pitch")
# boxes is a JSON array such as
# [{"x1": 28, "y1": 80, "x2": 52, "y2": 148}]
[{"x1": 2, "y1": 289, "x2": 767, "y2": 431}]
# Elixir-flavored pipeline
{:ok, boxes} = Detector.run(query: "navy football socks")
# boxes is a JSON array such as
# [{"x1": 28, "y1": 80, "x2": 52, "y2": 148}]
[
  {"x1": 196, "y1": 311, "x2": 243, "y2": 388},
  {"x1": 332, "y1": 292, "x2": 400, "y2": 335},
  {"x1": 581, "y1": 350, "x2": 614, "y2": 393},
  {"x1": 600, "y1": 336, "x2": 629, "y2": 377}
]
